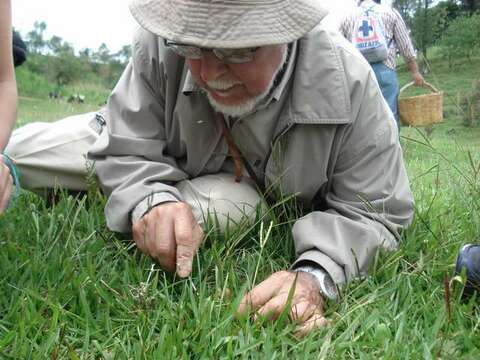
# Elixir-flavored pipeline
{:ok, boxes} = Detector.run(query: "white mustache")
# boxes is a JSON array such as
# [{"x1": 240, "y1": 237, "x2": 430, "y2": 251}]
[{"x1": 206, "y1": 79, "x2": 242, "y2": 90}]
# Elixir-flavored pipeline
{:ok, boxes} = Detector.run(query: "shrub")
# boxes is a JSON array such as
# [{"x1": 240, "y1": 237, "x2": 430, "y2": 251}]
[
  {"x1": 459, "y1": 79, "x2": 480, "y2": 127},
  {"x1": 439, "y1": 14, "x2": 480, "y2": 67},
  {"x1": 16, "y1": 64, "x2": 56, "y2": 98},
  {"x1": 16, "y1": 60, "x2": 110, "y2": 104}
]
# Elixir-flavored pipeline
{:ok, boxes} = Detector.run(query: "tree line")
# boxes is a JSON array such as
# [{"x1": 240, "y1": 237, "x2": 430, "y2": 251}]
[
  {"x1": 18, "y1": 21, "x2": 131, "y2": 92},
  {"x1": 393, "y1": 0, "x2": 480, "y2": 64}
]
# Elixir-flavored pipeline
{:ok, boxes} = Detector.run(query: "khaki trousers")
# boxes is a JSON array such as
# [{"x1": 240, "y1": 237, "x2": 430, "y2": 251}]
[{"x1": 6, "y1": 113, "x2": 262, "y2": 229}]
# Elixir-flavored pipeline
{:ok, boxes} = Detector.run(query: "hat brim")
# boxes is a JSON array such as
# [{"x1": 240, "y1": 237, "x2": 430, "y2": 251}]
[{"x1": 129, "y1": 0, "x2": 328, "y2": 48}]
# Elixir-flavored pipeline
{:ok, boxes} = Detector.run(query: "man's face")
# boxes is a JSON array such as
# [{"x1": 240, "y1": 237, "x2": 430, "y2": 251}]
[{"x1": 186, "y1": 45, "x2": 287, "y2": 116}]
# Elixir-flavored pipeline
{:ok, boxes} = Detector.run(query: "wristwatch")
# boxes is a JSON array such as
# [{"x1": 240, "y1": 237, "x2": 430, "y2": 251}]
[{"x1": 294, "y1": 265, "x2": 339, "y2": 301}]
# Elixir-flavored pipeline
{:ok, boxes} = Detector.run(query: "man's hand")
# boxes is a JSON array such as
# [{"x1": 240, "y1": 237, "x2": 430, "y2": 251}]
[
  {"x1": 237, "y1": 271, "x2": 328, "y2": 336},
  {"x1": 412, "y1": 71, "x2": 425, "y2": 87},
  {"x1": 406, "y1": 60, "x2": 425, "y2": 87},
  {"x1": 0, "y1": 160, "x2": 13, "y2": 214},
  {"x1": 132, "y1": 202, "x2": 204, "y2": 278}
]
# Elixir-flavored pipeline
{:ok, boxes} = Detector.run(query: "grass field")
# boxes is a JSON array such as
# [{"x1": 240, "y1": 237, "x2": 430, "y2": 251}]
[{"x1": 0, "y1": 53, "x2": 479, "y2": 358}]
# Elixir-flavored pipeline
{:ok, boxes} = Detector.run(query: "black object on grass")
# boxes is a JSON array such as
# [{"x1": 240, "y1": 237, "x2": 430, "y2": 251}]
[
  {"x1": 13, "y1": 31, "x2": 27, "y2": 67},
  {"x1": 455, "y1": 244, "x2": 480, "y2": 299}
]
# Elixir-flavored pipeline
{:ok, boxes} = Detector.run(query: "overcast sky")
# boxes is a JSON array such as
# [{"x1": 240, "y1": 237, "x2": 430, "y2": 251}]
[
  {"x1": 12, "y1": 0, "x2": 137, "y2": 53},
  {"x1": 11, "y1": 0, "x2": 392, "y2": 53}
]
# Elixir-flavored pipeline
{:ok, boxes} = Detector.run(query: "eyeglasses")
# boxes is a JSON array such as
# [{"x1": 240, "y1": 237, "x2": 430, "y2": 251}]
[{"x1": 164, "y1": 39, "x2": 259, "y2": 64}]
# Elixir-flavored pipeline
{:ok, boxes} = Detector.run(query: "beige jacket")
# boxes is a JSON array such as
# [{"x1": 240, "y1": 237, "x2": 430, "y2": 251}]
[{"x1": 89, "y1": 24, "x2": 414, "y2": 284}]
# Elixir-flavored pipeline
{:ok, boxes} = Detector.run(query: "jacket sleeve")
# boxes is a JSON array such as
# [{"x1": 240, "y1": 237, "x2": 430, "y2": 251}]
[
  {"x1": 88, "y1": 29, "x2": 187, "y2": 233},
  {"x1": 292, "y1": 70, "x2": 414, "y2": 284}
]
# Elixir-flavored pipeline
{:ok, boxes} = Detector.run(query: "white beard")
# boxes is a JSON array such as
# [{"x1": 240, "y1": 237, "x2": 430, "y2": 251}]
[{"x1": 204, "y1": 46, "x2": 288, "y2": 117}]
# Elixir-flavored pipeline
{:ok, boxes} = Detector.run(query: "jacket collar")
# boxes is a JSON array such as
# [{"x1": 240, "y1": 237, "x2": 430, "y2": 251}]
[
  {"x1": 287, "y1": 24, "x2": 352, "y2": 125},
  {"x1": 182, "y1": 71, "x2": 198, "y2": 94}
]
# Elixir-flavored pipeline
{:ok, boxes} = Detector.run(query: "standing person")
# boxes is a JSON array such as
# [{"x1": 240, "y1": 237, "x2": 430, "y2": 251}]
[
  {"x1": 7, "y1": 0, "x2": 414, "y2": 334},
  {"x1": 340, "y1": 0, "x2": 425, "y2": 129},
  {"x1": 0, "y1": 0, "x2": 18, "y2": 213}
]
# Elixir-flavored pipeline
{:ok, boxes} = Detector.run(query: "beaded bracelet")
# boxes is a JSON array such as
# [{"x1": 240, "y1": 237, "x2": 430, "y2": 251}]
[{"x1": 1, "y1": 153, "x2": 20, "y2": 207}]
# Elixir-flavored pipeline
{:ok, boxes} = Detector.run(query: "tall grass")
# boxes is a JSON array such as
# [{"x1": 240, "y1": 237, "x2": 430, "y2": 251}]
[{"x1": 0, "y1": 133, "x2": 478, "y2": 358}]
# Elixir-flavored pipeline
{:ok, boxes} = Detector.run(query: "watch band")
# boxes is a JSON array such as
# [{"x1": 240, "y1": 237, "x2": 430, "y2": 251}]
[
  {"x1": 1, "y1": 154, "x2": 20, "y2": 208},
  {"x1": 294, "y1": 265, "x2": 338, "y2": 301}
]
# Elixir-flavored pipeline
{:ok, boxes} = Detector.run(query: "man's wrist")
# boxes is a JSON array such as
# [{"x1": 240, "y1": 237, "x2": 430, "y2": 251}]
[
  {"x1": 131, "y1": 192, "x2": 180, "y2": 224},
  {"x1": 293, "y1": 265, "x2": 338, "y2": 301}
]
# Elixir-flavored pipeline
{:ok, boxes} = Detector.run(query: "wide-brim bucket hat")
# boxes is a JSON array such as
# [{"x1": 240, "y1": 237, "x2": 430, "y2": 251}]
[{"x1": 129, "y1": 0, "x2": 329, "y2": 48}]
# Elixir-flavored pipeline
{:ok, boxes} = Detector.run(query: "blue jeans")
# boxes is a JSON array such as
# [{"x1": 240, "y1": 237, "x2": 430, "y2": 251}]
[{"x1": 371, "y1": 62, "x2": 400, "y2": 130}]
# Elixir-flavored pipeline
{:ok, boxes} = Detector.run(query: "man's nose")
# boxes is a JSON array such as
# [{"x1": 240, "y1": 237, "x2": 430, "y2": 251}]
[{"x1": 200, "y1": 51, "x2": 228, "y2": 82}]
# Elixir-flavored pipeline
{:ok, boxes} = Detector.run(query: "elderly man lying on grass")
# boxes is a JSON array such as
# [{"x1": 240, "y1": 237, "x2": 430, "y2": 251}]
[{"x1": 7, "y1": 0, "x2": 414, "y2": 334}]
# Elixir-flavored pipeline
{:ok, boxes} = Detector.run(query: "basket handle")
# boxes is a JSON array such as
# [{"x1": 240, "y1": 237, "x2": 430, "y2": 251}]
[{"x1": 399, "y1": 81, "x2": 439, "y2": 95}]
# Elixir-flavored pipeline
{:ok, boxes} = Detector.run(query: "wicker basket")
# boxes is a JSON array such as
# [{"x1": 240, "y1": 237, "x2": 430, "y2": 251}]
[{"x1": 398, "y1": 81, "x2": 443, "y2": 126}]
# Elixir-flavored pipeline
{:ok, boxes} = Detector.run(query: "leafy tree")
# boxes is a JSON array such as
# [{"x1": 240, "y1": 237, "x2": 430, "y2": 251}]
[
  {"x1": 89, "y1": 43, "x2": 126, "y2": 88},
  {"x1": 78, "y1": 48, "x2": 92, "y2": 59},
  {"x1": 48, "y1": 51, "x2": 84, "y2": 86},
  {"x1": 459, "y1": 0, "x2": 480, "y2": 14},
  {"x1": 93, "y1": 43, "x2": 112, "y2": 64},
  {"x1": 78, "y1": 48, "x2": 94, "y2": 74},
  {"x1": 21, "y1": 21, "x2": 130, "y2": 92},
  {"x1": 47, "y1": 35, "x2": 74, "y2": 55},
  {"x1": 114, "y1": 45, "x2": 132, "y2": 66},
  {"x1": 437, "y1": 0, "x2": 463, "y2": 21},
  {"x1": 439, "y1": 13, "x2": 480, "y2": 66},
  {"x1": 26, "y1": 21, "x2": 47, "y2": 54},
  {"x1": 410, "y1": 0, "x2": 448, "y2": 61},
  {"x1": 460, "y1": 80, "x2": 480, "y2": 127},
  {"x1": 40, "y1": 35, "x2": 84, "y2": 86},
  {"x1": 393, "y1": 0, "x2": 418, "y2": 22},
  {"x1": 393, "y1": 0, "x2": 462, "y2": 64}
]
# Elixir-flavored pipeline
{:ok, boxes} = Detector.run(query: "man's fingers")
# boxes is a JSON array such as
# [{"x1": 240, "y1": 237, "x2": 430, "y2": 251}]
[
  {"x1": 132, "y1": 210, "x2": 176, "y2": 272},
  {"x1": 289, "y1": 300, "x2": 317, "y2": 323},
  {"x1": 237, "y1": 271, "x2": 287, "y2": 315},
  {"x1": 132, "y1": 219, "x2": 147, "y2": 252},
  {"x1": 151, "y1": 215, "x2": 176, "y2": 272},
  {"x1": 255, "y1": 295, "x2": 285, "y2": 321},
  {"x1": 294, "y1": 311, "x2": 329, "y2": 337},
  {"x1": 131, "y1": 202, "x2": 201, "y2": 276},
  {"x1": 174, "y1": 205, "x2": 203, "y2": 278},
  {"x1": 413, "y1": 74, "x2": 425, "y2": 87},
  {"x1": 175, "y1": 246, "x2": 192, "y2": 278},
  {"x1": 176, "y1": 224, "x2": 203, "y2": 277},
  {"x1": 255, "y1": 295, "x2": 318, "y2": 323}
]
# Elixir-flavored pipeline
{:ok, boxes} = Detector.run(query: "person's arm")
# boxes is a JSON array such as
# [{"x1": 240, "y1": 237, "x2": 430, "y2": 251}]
[
  {"x1": 0, "y1": 0, "x2": 17, "y2": 151},
  {"x1": 89, "y1": 29, "x2": 205, "y2": 277},
  {"x1": 391, "y1": 9, "x2": 425, "y2": 86},
  {"x1": 291, "y1": 69, "x2": 414, "y2": 285},
  {"x1": 0, "y1": 0, "x2": 17, "y2": 214},
  {"x1": 89, "y1": 28, "x2": 189, "y2": 233},
  {"x1": 238, "y1": 62, "x2": 414, "y2": 335},
  {"x1": 406, "y1": 58, "x2": 425, "y2": 86}
]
